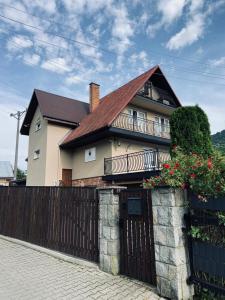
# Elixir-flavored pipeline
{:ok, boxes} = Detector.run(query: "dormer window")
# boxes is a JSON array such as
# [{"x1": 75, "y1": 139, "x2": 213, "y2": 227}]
[{"x1": 35, "y1": 119, "x2": 41, "y2": 132}]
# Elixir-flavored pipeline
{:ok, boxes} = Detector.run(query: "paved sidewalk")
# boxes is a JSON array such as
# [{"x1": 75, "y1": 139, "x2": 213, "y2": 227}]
[{"x1": 0, "y1": 238, "x2": 162, "y2": 300}]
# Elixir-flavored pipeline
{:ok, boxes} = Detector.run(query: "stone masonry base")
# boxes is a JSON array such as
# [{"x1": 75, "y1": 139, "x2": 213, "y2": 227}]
[{"x1": 72, "y1": 176, "x2": 110, "y2": 187}]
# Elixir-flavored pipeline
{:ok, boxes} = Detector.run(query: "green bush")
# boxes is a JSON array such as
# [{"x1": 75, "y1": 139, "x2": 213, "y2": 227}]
[{"x1": 170, "y1": 106, "x2": 213, "y2": 157}]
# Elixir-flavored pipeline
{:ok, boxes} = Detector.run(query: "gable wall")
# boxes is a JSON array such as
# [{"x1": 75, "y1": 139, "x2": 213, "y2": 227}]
[{"x1": 26, "y1": 107, "x2": 48, "y2": 186}]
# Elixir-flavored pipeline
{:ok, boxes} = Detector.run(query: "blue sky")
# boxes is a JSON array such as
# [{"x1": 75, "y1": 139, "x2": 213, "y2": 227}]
[{"x1": 0, "y1": 0, "x2": 225, "y2": 170}]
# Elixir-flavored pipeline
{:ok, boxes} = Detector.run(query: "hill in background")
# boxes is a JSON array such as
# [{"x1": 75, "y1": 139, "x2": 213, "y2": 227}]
[{"x1": 212, "y1": 130, "x2": 225, "y2": 154}]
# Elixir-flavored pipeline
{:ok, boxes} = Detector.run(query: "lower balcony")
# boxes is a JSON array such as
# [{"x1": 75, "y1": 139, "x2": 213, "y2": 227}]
[{"x1": 104, "y1": 149, "x2": 170, "y2": 176}]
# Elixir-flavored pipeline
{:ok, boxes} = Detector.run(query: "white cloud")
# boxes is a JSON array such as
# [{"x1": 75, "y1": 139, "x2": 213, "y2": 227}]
[
  {"x1": 129, "y1": 50, "x2": 150, "y2": 69},
  {"x1": 210, "y1": 56, "x2": 225, "y2": 67},
  {"x1": 166, "y1": 0, "x2": 225, "y2": 50},
  {"x1": 23, "y1": 53, "x2": 40, "y2": 66},
  {"x1": 166, "y1": 13, "x2": 205, "y2": 50},
  {"x1": 7, "y1": 35, "x2": 33, "y2": 51},
  {"x1": 157, "y1": 0, "x2": 187, "y2": 24},
  {"x1": 147, "y1": 0, "x2": 187, "y2": 37},
  {"x1": 41, "y1": 57, "x2": 72, "y2": 74},
  {"x1": 109, "y1": 4, "x2": 134, "y2": 66},
  {"x1": 65, "y1": 75, "x2": 87, "y2": 85},
  {"x1": 22, "y1": 0, "x2": 56, "y2": 14}
]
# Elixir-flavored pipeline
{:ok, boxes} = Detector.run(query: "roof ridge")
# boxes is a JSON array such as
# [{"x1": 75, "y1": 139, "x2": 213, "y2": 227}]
[
  {"x1": 99, "y1": 65, "x2": 159, "y2": 103},
  {"x1": 34, "y1": 89, "x2": 89, "y2": 106}
]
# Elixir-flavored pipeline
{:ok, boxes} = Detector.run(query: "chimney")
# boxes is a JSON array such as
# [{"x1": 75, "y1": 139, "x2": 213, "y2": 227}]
[{"x1": 89, "y1": 82, "x2": 100, "y2": 113}]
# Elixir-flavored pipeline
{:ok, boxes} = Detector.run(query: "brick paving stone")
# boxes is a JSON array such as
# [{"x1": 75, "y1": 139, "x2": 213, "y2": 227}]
[{"x1": 0, "y1": 238, "x2": 163, "y2": 300}]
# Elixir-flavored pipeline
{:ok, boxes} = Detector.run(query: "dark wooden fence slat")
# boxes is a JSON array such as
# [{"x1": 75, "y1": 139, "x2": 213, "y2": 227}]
[{"x1": 0, "y1": 186, "x2": 99, "y2": 263}]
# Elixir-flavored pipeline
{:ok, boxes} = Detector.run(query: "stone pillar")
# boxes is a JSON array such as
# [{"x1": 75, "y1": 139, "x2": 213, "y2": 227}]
[
  {"x1": 98, "y1": 186, "x2": 126, "y2": 275},
  {"x1": 151, "y1": 187, "x2": 194, "y2": 300}
]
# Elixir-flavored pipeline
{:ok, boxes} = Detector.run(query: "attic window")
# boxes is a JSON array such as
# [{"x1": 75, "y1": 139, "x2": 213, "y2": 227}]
[
  {"x1": 33, "y1": 149, "x2": 40, "y2": 160},
  {"x1": 85, "y1": 147, "x2": 96, "y2": 162},
  {"x1": 35, "y1": 119, "x2": 41, "y2": 132}
]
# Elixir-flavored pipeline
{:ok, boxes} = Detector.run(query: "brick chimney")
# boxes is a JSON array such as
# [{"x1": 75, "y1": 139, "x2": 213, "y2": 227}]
[{"x1": 89, "y1": 82, "x2": 100, "y2": 113}]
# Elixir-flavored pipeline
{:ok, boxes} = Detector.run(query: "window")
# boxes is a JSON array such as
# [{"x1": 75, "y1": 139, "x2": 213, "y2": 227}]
[
  {"x1": 155, "y1": 116, "x2": 170, "y2": 135},
  {"x1": 85, "y1": 147, "x2": 96, "y2": 162},
  {"x1": 33, "y1": 149, "x2": 40, "y2": 160},
  {"x1": 35, "y1": 119, "x2": 41, "y2": 132},
  {"x1": 127, "y1": 108, "x2": 146, "y2": 132}
]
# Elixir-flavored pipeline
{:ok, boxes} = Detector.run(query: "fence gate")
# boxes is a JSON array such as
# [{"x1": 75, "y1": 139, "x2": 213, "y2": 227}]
[{"x1": 119, "y1": 189, "x2": 156, "y2": 285}]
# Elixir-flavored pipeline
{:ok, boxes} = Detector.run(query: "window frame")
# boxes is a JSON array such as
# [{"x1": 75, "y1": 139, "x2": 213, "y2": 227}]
[
  {"x1": 33, "y1": 149, "x2": 40, "y2": 160},
  {"x1": 35, "y1": 118, "x2": 41, "y2": 132},
  {"x1": 84, "y1": 147, "x2": 96, "y2": 162}
]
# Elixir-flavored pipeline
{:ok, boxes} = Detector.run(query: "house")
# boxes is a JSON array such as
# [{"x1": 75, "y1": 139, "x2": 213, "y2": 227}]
[
  {"x1": 21, "y1": 65, "x2": 181, "y2": 187},
  {"x1": 0, "y1": 161, "x2": 14, "y2": 186}
]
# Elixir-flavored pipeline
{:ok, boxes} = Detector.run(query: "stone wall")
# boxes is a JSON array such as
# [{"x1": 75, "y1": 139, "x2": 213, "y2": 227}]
[
  {"x1": 152, "y1": 187, "x2": 194, "y2": 300},
  {"x1": 98, "y1": 187, "x2": 126, "y2": 275},
  {"x1": 72, "y1": 176, "x2": 109, "y2": 187}
]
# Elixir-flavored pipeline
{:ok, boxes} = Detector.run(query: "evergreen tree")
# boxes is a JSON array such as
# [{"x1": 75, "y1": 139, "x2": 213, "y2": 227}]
[{"x1": 170, "y1": 105, "x2": 213, "y2": 157}]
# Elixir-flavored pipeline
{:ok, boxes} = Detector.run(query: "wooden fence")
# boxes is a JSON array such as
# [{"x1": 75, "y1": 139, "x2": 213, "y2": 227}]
[{"x1": 0, "y1": 187, "x2": 99, "y2": 262}]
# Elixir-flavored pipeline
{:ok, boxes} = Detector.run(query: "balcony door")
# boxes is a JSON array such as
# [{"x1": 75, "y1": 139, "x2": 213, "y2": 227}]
[
  {"x1": 128, "y1": 109, "x2": 146, "y2": 133},
  {"x1": 143, "y1": 149, "x2": 156, "y2": 171},
  {"x1": 155, "y1": 116, "x2": 169, "y2": 137}
]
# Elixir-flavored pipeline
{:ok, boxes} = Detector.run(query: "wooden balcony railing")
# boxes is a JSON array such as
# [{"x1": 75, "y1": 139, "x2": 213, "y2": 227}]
[
  {"x1": 104, "y1": 149, "x2": 170, "y2": 175},
  {"x1": 112, "y1": 113, "x2": 170, "y2": 139}
]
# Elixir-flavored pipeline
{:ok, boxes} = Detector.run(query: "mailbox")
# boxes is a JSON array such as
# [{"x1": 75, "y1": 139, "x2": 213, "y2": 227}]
[{"x1": 127, "y1": 197, "x2": 142, "y2": 215}]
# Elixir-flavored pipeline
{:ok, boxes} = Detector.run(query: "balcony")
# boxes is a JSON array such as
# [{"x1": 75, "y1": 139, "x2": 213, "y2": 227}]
[
  {"x1": 104, "y1": 149, "x2": 170, "y2": 175},
  {"x1": 112, "y1": 113, "x2": 170, "y2": 139}
]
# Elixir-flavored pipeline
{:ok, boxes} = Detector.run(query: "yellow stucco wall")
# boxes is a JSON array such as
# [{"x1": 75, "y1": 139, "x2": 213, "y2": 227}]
[{"x1": 72, "y1": 139, "x2": 112, "y2": 180}]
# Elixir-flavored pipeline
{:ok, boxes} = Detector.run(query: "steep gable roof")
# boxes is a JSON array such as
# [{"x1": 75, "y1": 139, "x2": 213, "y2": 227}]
[
  {"x1": 21, "y1": 89, "x2": 89, "y2": 135},
  {"x1": 62, "y1": 65, "x2": 179, "y2": 147}
]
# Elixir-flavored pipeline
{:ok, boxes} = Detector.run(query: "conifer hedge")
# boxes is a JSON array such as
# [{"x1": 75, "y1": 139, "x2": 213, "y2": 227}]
[{"x1": 170, "y1": 105, "x2": 213, "y2": 157}]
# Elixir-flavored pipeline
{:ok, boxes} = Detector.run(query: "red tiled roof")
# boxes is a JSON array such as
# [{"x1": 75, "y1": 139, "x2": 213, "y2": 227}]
[{"x1": 62, "y1": 65, "x2": 160, "y2": 146}]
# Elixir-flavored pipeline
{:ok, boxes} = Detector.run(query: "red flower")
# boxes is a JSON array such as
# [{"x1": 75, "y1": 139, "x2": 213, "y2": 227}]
[
  {"x1": 169, "y1": 170, "x2": 175, "y2": 175},
  {"x1": 172, "y1": 144, "x2": 177, "y2": 150},
  {"x1": 190, "y1": 173, "x2": 196, "y2": 179},
  {"x1": 207, "y1": 159, "x2": 213, "y2": 169},
  {"x1": 174, "y1": 162, "x2": 180, "y2": 169},
  {"x1": 163, "y1": 163, "x2": 170, "y2": 169}
]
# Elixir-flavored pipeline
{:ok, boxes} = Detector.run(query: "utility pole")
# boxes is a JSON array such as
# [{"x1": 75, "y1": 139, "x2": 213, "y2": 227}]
[{"x1": 10, "y1": 110, "x2": 26, "y2": 180}]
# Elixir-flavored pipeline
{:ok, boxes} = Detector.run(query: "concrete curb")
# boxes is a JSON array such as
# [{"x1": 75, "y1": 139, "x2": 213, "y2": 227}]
[{"x1": 0, "y1": 234, "x2": 99, "y2": 270}]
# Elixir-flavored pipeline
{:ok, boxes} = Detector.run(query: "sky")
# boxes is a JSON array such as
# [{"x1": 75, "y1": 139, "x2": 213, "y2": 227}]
[{"x1": 0, "y1": 0, "x2": 225, "y2": 170}]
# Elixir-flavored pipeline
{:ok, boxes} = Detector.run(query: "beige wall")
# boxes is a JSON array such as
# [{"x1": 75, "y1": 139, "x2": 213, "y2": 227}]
[
  {"x1": 0, "y1": 178, "x2": 11, "y2": 186},
  {"x1": 71, "y1": 137, "x2": 169, "y2": 180},
  {"x1": 45, "y1": 123, "x2": 73, "y2": 186},
  {"x1": 123, "y1": 104, "x2": 169, "y2": 122},
  {"x1": 112, "y1": 138, "x2": 168, "y2": 157},
  {"x1": 72, "y1": 139, "x2": 112, "y2": 180},
  {"x1": 26, "y1": 107, "x2": 73, "y2": 186},
  {"x1": 26, "y1": 107, "x2": 47, "y2": 186}
]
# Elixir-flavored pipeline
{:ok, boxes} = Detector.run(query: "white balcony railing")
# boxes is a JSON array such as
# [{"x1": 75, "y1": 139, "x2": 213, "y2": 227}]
[{"x1": 112, "y1": 113, "x2": 170, "y2": 139}]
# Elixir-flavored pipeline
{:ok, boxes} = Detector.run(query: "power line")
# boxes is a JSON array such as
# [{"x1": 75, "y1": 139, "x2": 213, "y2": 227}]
[
  {"x1": 0, "y1": 13, "x2": 114, "y2": 55},
  {"x1": 1, "y1": 1, "x2": 225, "y2": 75},
  {"x1": 154, "y1": 72, "x2": 225, "y2": 87},
  {"x1": 0, "y1": 2, "x2": 80, "y2": 35},
  {"x1": 2, "y1": 30, "x2": 225, "y2": 83}
]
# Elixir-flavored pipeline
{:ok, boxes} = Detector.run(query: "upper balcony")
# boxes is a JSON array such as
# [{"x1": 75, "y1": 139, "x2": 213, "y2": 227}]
[{"x1": 112, "y1": 113, "x2": 170, "y2": 139}]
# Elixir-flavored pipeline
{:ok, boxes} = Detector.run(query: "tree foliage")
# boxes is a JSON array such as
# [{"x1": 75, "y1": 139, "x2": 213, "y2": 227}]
[
  {"x1": 17, "y1": 168, "x2": 26, "y2": 180},
  {"x1": 170, "y1": 106, "x2": 213, "y2": 157}
]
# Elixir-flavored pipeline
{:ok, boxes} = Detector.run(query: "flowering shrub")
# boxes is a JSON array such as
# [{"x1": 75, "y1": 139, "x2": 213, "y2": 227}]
[{"x1": 144, "y1": 147, "x2": 225, "y2": 198}]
